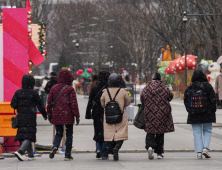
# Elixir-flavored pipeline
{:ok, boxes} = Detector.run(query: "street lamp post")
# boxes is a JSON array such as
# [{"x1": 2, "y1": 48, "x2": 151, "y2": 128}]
[
  {"x1": 182, "y1": 11, "x2": 221, "y2": 86},
  {"x1": 183, "y1": 11, "x2": 188, "y2": 87}
]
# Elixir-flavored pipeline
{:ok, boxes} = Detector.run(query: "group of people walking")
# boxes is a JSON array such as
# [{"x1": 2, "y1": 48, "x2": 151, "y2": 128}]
[{"x1": 10, "y1": 68, "x2": 216, "y2": 162}]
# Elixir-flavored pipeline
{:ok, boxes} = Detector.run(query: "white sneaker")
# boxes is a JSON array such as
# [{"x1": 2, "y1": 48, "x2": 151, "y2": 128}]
[
  {"x1": 28, "y1": 156, "x2": 36, "y2": 161},
  {"x1": 203, "y1": 148, "x2": 211, "y2": 158},
  {"x1": 14, "y1": 151, "x2": 24, "y2": 161},
  {"x1": 197, "y1": 153, "x2": 202, "y2": 159},
  {"x1": 157, "y1": 154, "x2": 164, "y2": 159},
  {"x1": 148, "y1": 147, "x2": 154, "y2": 160}
]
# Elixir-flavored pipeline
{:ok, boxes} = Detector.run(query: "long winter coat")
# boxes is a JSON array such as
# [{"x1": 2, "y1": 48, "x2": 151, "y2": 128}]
[
  {"x1": 140, "y1": 80, "x2": 175, "y2": 134},
  {"x1": 86, "y1": 81, "x2": 108, "y2": 142},
  {"x1": 101, "y1": 88, "x2": 131, "y2": 141},
  {"x1": 215, "y1": 74, "x2": 222, "y2": 100},
  {"x1": 47, "y1": 69, "x2": 80, "y2": 125},
  {"x1": 184, "y1": 70, "x2": 216, "y2": 124},
  {"x1": 11, "y1": 75, "x2": 47, "y2": 142}
]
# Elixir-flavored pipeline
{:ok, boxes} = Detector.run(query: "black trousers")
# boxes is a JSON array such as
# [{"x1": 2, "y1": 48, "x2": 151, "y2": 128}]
[
  {"x1": 145, "y1": 133, "x2": 164, "y2": 154},
  {"x1": 109, "y1": 140, "x2": 124, "y2": 154},
  {"x1": 53, "y1": 124, "x2": 73, "y2": 156}
]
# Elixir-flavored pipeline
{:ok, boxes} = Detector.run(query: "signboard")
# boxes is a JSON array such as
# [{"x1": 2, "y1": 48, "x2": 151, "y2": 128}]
[{"x1": 126, "y1": 84, "x2": 135, "y2": 103}]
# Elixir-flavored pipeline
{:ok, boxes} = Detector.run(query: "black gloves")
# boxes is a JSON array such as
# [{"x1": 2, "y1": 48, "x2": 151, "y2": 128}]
[
  {"x1": 48, "y1": 116, "x2": 52, "y2": 123},
  {"x1": 76, "y1": 117, "x2": 80, "y2": 126}
]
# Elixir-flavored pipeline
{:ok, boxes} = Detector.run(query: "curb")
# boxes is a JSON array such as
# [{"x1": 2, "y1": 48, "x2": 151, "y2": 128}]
[
  {"x1": 35, "y1": 149, "x2": 222, "y2": 154},
  {"x1": 37, "y1": 123, "x2": 222, "y2": 126}
]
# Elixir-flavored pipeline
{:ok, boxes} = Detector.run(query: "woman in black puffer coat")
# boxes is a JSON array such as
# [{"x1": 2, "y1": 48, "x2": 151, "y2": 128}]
[
  {"x1": 11, "y1": 74, "x2": 47, "y2": 161},
  {"x1": 184, "y1": 70, "x2": 216, "y2": 159},
  {"x1": 85, "y1": 71, "x2": 110, "y2": 159}
]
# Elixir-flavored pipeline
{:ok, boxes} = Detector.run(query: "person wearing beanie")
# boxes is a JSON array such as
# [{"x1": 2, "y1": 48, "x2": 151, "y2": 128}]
[
  {"x1": 85, "y1": 71, "x2": 110, "y2": 159},
  {"x1": 140, "y1": 73, "x2": 174, "y2": 160},
  {"x1": 101, "y1": 73, "x2": 131, "y2": 161}
]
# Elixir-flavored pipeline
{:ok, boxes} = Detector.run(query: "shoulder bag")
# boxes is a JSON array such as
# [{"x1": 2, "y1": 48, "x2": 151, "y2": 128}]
[
  {"x1": 11, "y1": 109, "x2": 19, "y2": 129},
  {"x1": 133, "y1": 104, "x2": 145, "y2": 129}
]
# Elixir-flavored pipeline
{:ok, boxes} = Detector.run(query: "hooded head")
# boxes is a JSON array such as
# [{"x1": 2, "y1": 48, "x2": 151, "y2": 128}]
[
  {"x1": 152, "y1": 73, "x2": 161, "y2": 81},
  {"x1": 22, "y1": 74, "x2": 35, "y2": 89},
  {"x1": 108, "y1": 73, "x2": 122, "y2": 87},
  {"x1": 98, "y1": 71, "x2": 110, "y2": 83},
  {"x1": 191, "y1": 70, "x2": 208, "y2": 83},
  {"x1": 57, "y1": 69, "x2": 74, "y2": 85}
]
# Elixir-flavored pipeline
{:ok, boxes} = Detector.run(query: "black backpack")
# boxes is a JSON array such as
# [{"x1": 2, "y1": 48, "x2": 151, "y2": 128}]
[
  {"x1": 187, "y1": 82, "x2": 208, "y2": 114},
  {"x1": 105, "y1": 88, "x2": 123, "y2": 124}
]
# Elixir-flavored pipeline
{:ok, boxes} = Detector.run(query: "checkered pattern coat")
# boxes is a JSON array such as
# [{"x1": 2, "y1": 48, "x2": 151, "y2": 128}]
[{"x1": 140, "y1": 80, "x2": 175, "y2": 134}]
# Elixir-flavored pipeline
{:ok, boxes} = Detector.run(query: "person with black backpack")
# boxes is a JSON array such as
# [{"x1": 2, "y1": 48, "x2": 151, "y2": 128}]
[
  {"x1": 85, "y1": 71, "x2": 110, "y2": 159},
  {"x1": 184, "y1": 70, "x2": 216, "y2": 159},
  {"x1": 101, "y1": 73, "x2": 131, "y2": 161}
]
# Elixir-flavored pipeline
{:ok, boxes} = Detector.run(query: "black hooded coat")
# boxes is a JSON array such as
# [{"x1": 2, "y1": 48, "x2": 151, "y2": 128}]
[
  {"x1": 85, "y1": 81, "x2": 109, "y2": 142},
  {"x1": 184, "y1": 70, "x2": 216, "y2": 124},
  {"x1": 11, "y1": 74, "x2": 47, "y2": 142}
]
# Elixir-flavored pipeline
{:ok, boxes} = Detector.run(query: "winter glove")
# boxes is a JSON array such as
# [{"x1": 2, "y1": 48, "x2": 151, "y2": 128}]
[
  {"x1": 48, "y1": 116, "x2": 52, "y2": 123},
  {"x1": 76, "y1": 117, "x2": 80, "y2": 126}
]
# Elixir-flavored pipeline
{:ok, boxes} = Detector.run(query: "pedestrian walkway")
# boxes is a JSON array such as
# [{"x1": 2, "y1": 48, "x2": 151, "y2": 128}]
[{"x1": 1, "y1": 152, "x2": 222, "y2": 170}]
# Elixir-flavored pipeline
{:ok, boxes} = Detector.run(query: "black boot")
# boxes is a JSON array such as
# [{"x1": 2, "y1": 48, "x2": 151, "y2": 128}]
[
  {"x1": 49, "y1": 147, "x2": 57, "y2": 159},
  {"x1": 96, "y1": 150, "x2": 101, "y2": 158},
  {"x1": 113, "y1": 147, "x2": 119, "y2": 161}
]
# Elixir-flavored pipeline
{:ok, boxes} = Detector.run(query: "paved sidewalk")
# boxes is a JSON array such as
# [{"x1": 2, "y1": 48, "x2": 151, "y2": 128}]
[{"x1": 1, "y1": 152, "x2": 222, "y2": 170}]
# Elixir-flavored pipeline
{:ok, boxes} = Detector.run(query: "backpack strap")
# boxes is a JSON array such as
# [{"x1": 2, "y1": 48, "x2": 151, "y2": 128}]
[
  {"x1": 106, "y1": 88, "x2": 113, "y2": 101},
  {"x1": 113, "y1": 88, "x2": 121, "y2": 101}
]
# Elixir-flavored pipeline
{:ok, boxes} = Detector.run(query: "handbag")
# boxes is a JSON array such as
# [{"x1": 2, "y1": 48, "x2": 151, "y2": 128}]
[
  {"x1": 11, "y1": 109, "x2": 19, "y2": 129},
  {"x1": 133, "y1": 104, "x2": 145, "y2": 129},
  {"x1": 51, "y1": 85, "x2": 68, "y2": 108}
]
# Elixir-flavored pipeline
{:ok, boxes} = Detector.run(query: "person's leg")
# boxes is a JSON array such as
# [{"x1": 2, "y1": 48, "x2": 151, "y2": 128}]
[
  {"x1": 50, "y1": 125, "x2": 63, "y2": 159},
  {"x1": 26, "y1": 142, "x2": 34, "y2": 157},
  {"x1": 15, "y1": 140, "x2": 32, "y2": 161},
  {"x1": 146, "y1": 133, "x2": 156, "y2": 160},
  {"x1": 145, "y1": 133, "x2": 156, "y2": 150},
  {"x1": 96, "y1": 141, "x2": 102, "y2": 158},
  {"x1": 101, "y1": 142, "x2": 111, "y2": 159},
  {"x1": 113, "y1": 140, "x2": 124, "y2": 161},
  {"x1": 96, "y1": 142, "x2": 103, "y2": 151},
  {"x1": 115, "y1": 140, "x2": 124, "y2": 150},
  {"x1": 192, "y1": 124, "x2": 203, "y2": 159},
  {"x1": 18, "y1": 140, "x2": 32, "y2": 155},
  {"x1": 64, "y1": 124, "x2": 74, "y2": 159},
  {"x1": 53, "y1": 125, "x2": 64, "y2": 148},
  {"x1": 203, "y1": 123, "x2": 212, "y2": 158},
  {"x1": 154, "y1": 134, "x2": 164, "y2": 155}
]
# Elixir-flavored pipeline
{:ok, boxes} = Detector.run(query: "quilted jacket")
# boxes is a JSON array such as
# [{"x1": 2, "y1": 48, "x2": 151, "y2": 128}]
[{"x1": 47, "y1": 69, "x2": 80, "y2": 125}]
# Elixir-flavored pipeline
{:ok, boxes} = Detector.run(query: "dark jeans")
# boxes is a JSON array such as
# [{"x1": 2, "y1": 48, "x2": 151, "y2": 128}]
[
  {"x1": 53, "y1": 124, "x2": 73, "y2": 156},
  {"x1": 100, "y1": 142, "x2": 111, "y2": 158},
  {"x1": 145, "y1": 133, "x2": 164, "y2": 154},
  {"x1": 100, "y1": 140, "x2": 124, "y2": 158},
  {"x1": 18, "y1": 139, "x2": 33, "y2": 157}
]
